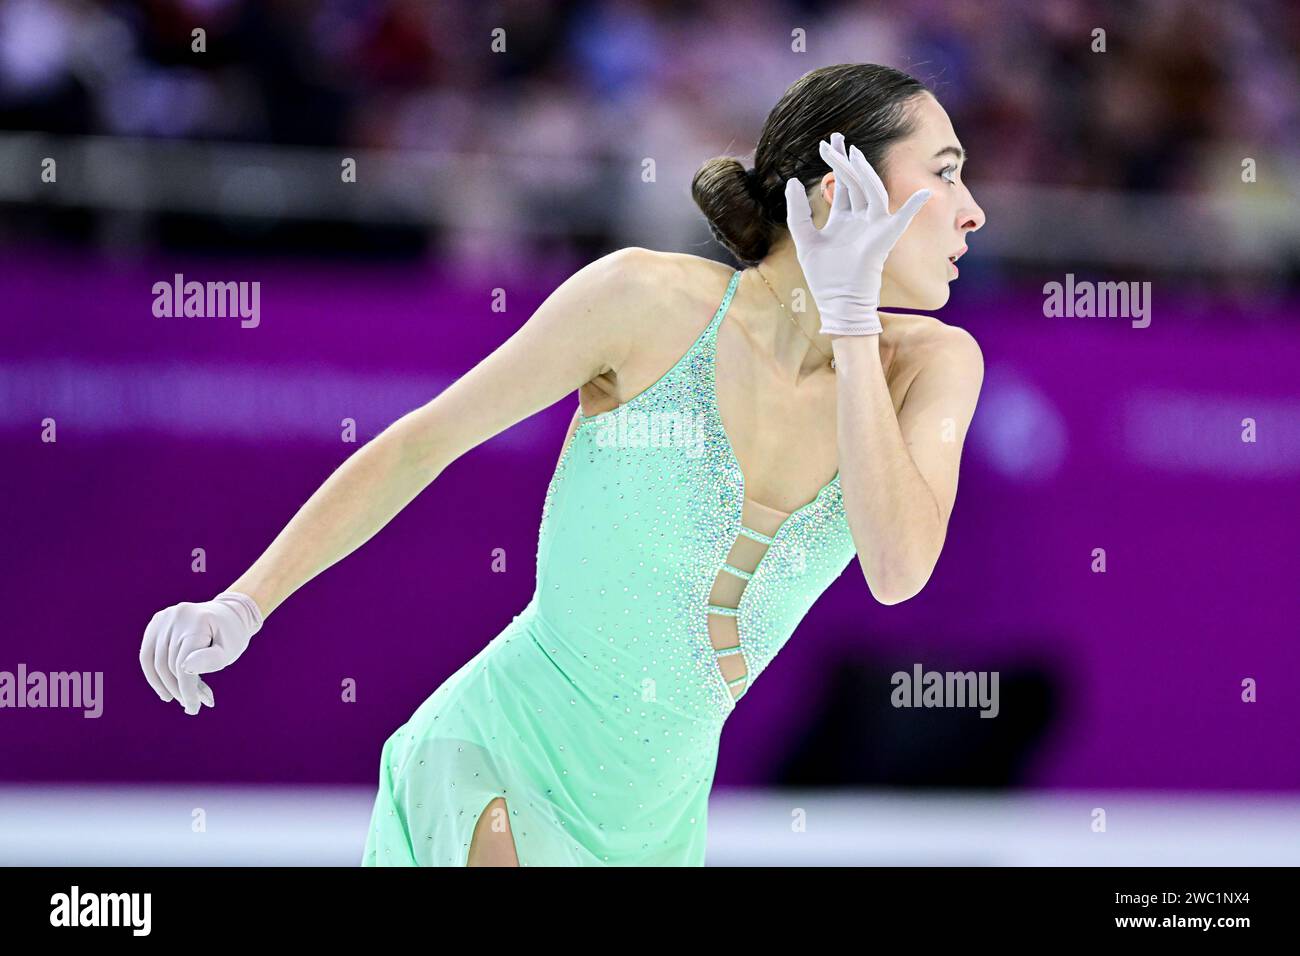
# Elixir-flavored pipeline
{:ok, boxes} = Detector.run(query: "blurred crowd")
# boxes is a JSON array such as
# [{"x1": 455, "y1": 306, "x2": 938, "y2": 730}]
[{"x1": 0, "y1": 0, "x2": 1297, "y2": 274}]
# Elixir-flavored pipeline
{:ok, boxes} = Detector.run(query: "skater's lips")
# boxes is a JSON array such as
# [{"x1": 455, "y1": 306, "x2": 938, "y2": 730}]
[{"x1": 946, "y1": 245, "x2": 968, "y2": 263}]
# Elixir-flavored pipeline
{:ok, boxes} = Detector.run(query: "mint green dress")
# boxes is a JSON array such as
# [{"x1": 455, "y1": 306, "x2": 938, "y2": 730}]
[{"x1": 361, "y1": 268, "x2": 857, "y2": 866}]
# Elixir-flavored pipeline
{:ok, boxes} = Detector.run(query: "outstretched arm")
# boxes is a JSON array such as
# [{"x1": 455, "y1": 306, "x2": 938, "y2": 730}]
[
  {"x1": 143, "y1": 248, "x2": 655, "y2": 712},
  {"x1": 228, "y1": 249, "x2": 649, "y2": 616}
]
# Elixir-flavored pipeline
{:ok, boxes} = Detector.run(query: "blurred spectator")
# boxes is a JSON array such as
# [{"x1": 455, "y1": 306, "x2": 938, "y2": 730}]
[{"x1": 0, "y1": 0, "x2": 1295, "y2": 287}]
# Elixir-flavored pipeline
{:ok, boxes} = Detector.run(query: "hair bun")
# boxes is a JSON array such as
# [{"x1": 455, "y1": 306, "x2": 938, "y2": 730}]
[{"x1": 690, "y1": 156, "x2": 774, "y2": 266}]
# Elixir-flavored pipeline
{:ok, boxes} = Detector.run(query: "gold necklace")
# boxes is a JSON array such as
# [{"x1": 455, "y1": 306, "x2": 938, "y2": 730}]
[{"x1": 752, "y1": 266, "x2": 835, "y2": 371}]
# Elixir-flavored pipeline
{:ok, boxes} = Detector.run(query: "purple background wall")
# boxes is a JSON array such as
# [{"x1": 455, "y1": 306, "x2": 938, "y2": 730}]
[{"x1": 3, "y1": 249, "x2": 1297, "y2": 790}]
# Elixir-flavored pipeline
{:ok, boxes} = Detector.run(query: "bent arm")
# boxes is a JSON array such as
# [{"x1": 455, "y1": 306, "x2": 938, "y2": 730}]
[
  {"x1": 228, "y1": 248, "x2": 650, "y2": 617},
  {"x1": 833, "y1": 326, "x2": 983, "y2": 605}
]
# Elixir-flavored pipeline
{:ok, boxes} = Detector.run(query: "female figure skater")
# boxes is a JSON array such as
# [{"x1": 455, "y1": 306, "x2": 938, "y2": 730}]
[{"x1": 138, "y1": 63, "x2": 986, "y2": 866}]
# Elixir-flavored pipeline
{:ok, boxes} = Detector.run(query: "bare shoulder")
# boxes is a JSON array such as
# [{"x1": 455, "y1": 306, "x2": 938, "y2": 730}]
[
  {"x1": 565, "y1": 247, "x2": 678, "y2": 375},
  {"x1": 601, "y1": 249, "x2": 732, "y2": 367},
  {"x1": 573, "y1": 249, "x2": 730, "y2": 409},
  {"x1": 612, "y1": 248, "x2": 733, "y2": 319},
  {"x1": 879, "y1": 310, "x2": 983, "y2": 376}
]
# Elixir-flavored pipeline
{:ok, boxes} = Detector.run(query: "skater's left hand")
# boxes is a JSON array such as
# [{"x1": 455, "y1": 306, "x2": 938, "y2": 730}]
[{"x1": 784, "y1": 130, "x2": 932, "y2": 337}]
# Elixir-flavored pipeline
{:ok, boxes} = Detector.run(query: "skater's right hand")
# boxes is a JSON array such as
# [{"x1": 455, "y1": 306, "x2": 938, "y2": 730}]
[
  {"x1": 139, "y1": 591, "x2": 264, "y2": 715},
  {"x1": 784, "y1": 131, "x2": 932, "y2": 337}
]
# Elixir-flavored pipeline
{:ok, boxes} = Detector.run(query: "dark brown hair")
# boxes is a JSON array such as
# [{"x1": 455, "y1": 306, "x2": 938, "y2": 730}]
[{"x1": 692, "y1": 63, "x2": 929, "y2": 266}]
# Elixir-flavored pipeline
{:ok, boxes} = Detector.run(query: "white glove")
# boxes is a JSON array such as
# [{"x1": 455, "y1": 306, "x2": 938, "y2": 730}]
[
  {"x1": 784, "y1": 130, "x2": 933, "y2": 336},
  {"x1": 139, "y1": 591, "x2": 264, "y2": 715}
]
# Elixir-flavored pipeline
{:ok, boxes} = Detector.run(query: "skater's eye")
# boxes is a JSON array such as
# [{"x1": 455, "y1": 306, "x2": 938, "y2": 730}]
[{"x1": 938, "y1": 165, "x2": 958, "y2": 186}]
